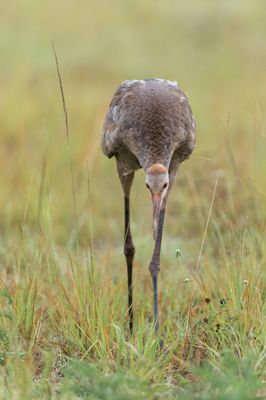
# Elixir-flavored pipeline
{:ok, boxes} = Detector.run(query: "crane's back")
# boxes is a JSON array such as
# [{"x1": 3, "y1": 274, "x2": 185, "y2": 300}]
[{"x1": 102, "y1": 79, "x2": 196, "y2": 170}]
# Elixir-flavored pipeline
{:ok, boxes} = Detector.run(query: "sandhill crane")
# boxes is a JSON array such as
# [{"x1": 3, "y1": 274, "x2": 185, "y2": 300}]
[{"x1": 102, "y1": 78, "x2": 196, "y2": 334}]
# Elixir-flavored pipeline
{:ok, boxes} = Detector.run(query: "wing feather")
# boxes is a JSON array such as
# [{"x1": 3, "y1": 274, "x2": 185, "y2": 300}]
[
  {"x1": 101, "y1": 79, "x2": 196, "y2": 165},
  {"x1": 101, "y1": 80, "x2": 139, "y2": 158}
]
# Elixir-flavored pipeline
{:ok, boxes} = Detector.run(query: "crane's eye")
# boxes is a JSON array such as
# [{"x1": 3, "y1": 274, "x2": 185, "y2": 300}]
[
  {"x1": 146, "y1": 183, "x2": 150, "y2": 190},
  {"x1": 163, "y1": 183, "x2": 168, "y2": 189}
]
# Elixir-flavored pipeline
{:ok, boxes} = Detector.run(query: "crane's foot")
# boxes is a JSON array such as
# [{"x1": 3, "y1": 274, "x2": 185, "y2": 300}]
[{"x1": 158, "y1": 338, "x2": 164, "y2": 350}]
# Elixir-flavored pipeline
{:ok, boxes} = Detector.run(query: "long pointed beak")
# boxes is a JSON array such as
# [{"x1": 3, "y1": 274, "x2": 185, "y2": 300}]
[{"x1": 152, "y1": 194, "x2": 162, "y2": 240}]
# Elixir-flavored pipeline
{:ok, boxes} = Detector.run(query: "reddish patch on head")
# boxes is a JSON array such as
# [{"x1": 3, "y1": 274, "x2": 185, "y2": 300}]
[{"x1": 147, "y1": 163, "x2": 167, "y2": 175}]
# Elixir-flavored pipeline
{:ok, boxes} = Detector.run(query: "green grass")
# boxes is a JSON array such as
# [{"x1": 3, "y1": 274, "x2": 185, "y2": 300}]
[{"x1": 0, "y1": 0, "x2": 266, "y2": 398}]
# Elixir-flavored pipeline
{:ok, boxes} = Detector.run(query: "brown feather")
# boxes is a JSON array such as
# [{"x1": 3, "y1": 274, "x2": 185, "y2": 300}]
[{"x1": 102, "y1": 78, "x2": 196, "y2": 174}]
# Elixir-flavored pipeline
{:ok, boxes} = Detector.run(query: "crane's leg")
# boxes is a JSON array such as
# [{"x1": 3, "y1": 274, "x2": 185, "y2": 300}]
[
  {"x1": 118, "y1": 169, "x2": 135, "y2": 334},
  {"x1": 149, "y1": 201, "x2": 166, "y2": 334},
  {"x1": 124, "y1": 195, "x2": 135, "y2": 334}
]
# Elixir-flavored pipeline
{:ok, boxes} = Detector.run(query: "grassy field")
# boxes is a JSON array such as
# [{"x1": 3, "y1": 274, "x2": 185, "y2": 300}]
[{"x1": 1, "y1": 1, "x2": 266, "y2": 398}]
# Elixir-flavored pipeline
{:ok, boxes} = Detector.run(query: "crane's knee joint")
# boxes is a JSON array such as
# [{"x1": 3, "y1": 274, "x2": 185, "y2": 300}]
[
  {"x1": 149, "y1": 262, "x2": 160, "y2": 276},
  {"x1": 124, "y1": 242, "x2": 135, "y2": 258}
]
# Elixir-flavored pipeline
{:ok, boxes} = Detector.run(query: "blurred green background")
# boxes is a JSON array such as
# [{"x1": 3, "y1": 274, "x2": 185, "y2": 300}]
[
  {"x1": 0, "y1": 1, "x2": 266, "y2": 397},
  {"x1": 1, "y1": 0, "x2": 266, "y2": 246}
]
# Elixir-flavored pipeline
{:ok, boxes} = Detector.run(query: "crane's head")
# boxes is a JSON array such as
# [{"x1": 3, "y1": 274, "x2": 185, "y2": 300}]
[{"x1": 145, "y1": 163, "x2": 169, "y2": 239}]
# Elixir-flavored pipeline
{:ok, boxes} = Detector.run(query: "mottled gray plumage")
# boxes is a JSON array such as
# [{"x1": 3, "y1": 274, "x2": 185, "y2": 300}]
[
  {"x1": 101, "y1": 78, "x2": 196, "y2": 336},
  {"x1": 102, "y1": 78, "x2": 196, "y2": 175}
]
